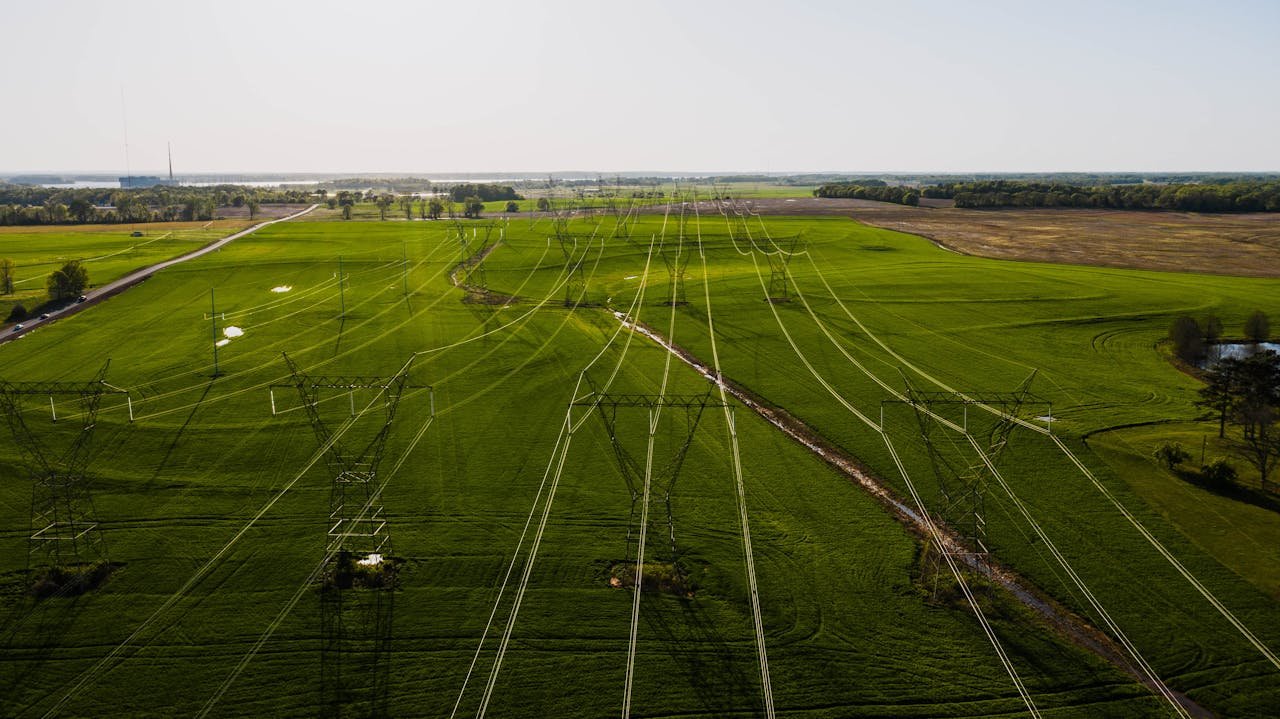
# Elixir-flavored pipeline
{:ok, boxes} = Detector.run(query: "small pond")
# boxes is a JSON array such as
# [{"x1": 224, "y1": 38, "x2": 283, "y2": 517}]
[{"x1": 1198, "y1": 342, "x2": 1280, "y2": 368}]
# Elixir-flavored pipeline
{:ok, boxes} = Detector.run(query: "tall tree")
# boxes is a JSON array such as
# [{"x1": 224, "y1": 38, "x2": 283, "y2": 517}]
[
  {"x1": 68, "y1": 198, "x2": 95, "y2": 223},
  {"x1": 46, "y1": 260, "x2": 89, "y2": 300},
  {"x1": 0, "y1": 258, "x2": 15, "y2": 294},
  {"x1": 1228, "y1": 351, "x2": 1280, "y2": 491},
  {"x1": 1169, "y1": 315, "x2": 1205, "y2": 363},
  {"x1": 1245, "y1": 310, "x2": 1271, "y2": 342},
  {"x1": 1198, "y1": 357, "x2": 1242, "y2": 438},
  {"x1": 1203, "y1": 313, "x2": 1224, "y2": 342}
]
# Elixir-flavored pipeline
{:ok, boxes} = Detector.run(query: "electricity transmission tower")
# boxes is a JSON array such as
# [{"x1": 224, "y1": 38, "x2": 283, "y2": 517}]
[
  {"x1": 0, "y1": 361, "x2": 130, "y2": 575},
  {"x1": 884, "y1": 374, "x2": 1045, "y2": 574},
  {"x1": 575, "y1": 381, "x2": 722, "y2": 566},
  {"x1": 658, "y1": 207, "x2": 692, "y2": 306},
  {"x1": 764, "y1": 235, "x2": 804, "y2": 303},
  {"x1": 273, "y1": 354, "x2": 428, "y2": 719},
  {"x1": 554, "y1": 217, "x2": 589, "y2": 306},
  {"x1": 455, "y1": 222, "x2": 498, "y2": 296}
]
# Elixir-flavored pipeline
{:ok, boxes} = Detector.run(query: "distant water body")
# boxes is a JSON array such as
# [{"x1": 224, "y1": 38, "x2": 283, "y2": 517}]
[
  {"x1": 39, "y1": 180, "x2": 321, "y2": 189},
  {"x1": 1199, "y1": 342, "x2": 1280, "y2": 368}
]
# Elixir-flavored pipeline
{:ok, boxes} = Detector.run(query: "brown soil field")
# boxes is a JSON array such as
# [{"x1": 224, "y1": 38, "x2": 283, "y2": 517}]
[{"x1": 703, "y1": 198, "x2": 1280, "y2": 279}]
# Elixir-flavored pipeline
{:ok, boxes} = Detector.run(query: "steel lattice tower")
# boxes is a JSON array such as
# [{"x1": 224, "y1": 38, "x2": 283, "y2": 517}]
[
  {"x1": 575, "y1": 381, "x2": 722, "y2": 565},
  {"x1": 885, "y1": 374, "x2": 1045, "y2": 576},
  {"x1": 0, "y1": 361, "x2": 130, "y2": 574},
  {"x1": 274, "y1": 354, "x2": 427, "y2": 719},
  {"x1": 764, "y1": 235, "x2": 803, "y2": 303},
  {"x1": 554, "y1": 217, "x2": 589, "y2": 307},
  {"x1": 454, "y1": 222, "x2": 494, "y2": 296}
]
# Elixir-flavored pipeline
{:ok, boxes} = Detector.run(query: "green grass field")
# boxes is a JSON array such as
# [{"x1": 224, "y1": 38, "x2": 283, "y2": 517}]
[
  {"x1": 0, "y1": 220, "x2": 255, "y2": 318},
  {"x1": 0, "y1": 209, "x2": 1277, "y2": 717}
]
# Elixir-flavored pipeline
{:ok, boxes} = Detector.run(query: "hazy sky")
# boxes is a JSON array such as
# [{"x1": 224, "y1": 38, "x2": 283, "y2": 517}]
[{"x1": 3, "y1": 0, "x2": 1278, "y2": 173}]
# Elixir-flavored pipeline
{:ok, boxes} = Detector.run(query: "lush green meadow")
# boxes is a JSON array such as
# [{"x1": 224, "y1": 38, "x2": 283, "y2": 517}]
[
  {"x1": 0, "y1": 220, "x2": 254, "y2": 318},
  {"x1": 0, "y1": 209, "x2": 1277, "y2": 717}
]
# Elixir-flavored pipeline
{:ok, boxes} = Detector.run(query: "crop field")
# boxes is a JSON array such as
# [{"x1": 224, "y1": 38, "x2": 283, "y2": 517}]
[
  {"x1": 0, "y1": 220, "x2": 256, "y2": 316},
  {"x1": 810, "y1": 199, "x2": 1280, "y2": 279},
  {"x1": 1, "y1": 206, "x2": 1278, "y2": 718}
]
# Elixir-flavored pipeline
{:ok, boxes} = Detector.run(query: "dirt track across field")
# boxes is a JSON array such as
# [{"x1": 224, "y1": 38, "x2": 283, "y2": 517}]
[{"x1": 686, "y1": 197, "x2": 1280, "y2": 278}]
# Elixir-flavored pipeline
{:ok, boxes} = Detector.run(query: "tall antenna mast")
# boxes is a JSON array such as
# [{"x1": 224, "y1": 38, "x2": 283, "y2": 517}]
[
  {"x1": 168, "y1": 141, "x2": 174, "y2": 182},
  {"x1": 120, "y1": 87, "x2": 131, "y2": 186}
]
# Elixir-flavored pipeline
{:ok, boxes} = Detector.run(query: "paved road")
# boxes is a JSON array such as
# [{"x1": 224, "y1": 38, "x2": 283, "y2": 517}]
[{"x1": 1, "y1": 205, "x2": 317, "y2": 345}]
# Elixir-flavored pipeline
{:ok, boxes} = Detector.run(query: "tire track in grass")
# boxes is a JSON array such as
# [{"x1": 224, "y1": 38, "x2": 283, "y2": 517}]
[
  {"x1": 797, "y1": 222, "x2": 1280, "y2": 678},
  {"x1": 745, "y1": 209, "x2": 1212, "y2": 715},
  {"x1": 708, "y1": 202, "x2": 1043, "y2": 716},
  {"x1": 34, "y1": 222, "x2": 593, "y2": 716},
  {"x1": 691, "y1": 198, "x2": 776, "y2": 718},
  {"x1": 122, "y1": 219, "x2": 616, "y2": 712},
  {"x1": 468, "y1": 210, "x2": 661, "y2": 719},
  {"x1": 127, "y1": 227, "x2": 555, "y2": 423}
]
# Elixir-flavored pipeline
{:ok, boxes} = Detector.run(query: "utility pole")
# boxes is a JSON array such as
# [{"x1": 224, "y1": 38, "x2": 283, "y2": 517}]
[
  {"x1": 338, "y1": 256, "x2": 346, "y2": 318},
  {"x1": 210, "y1": 288, "x2": 220, "y2": 377}
]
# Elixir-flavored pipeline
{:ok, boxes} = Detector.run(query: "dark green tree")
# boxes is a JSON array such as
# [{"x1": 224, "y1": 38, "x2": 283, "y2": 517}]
[
  {"x1": 1245, "y1": 310, "x2": 1271, "y2": 342},
  {"x1": 0, "y1": 257, "x2": 14, "y2": 294},
  {"x1": 1200, "y1": 458, "x2": 1238, "y2": 490},
  {"x1": 1228, "y1": 351, "x2": 1280, "y2": 491},
  {"x1": 68, "y1": 198, "x2": 95, "y2": 223},
  {"x1": 1154, "y1": 442, "x2": 1191, "y2": 470},
  {"x1": 1203, "y1": 313, "x2": 1224, "y2": 342},
  {"x1": 1198, "y1": 357, "x2": 1242, "y2": 438},
  {"x1": 1169, "y1": 315, "x2": 1205, "y2": 363},
  {"x1": 463, "y1": 196, "x2": 484, "y2": 219},
  {"x1": 46, "y1": 260, "x2": 89, "y2": 300}
]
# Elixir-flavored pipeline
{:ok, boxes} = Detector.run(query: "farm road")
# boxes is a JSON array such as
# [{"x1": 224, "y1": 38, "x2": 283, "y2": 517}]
[{"x1": 0, "y1": 204, "x2": 317, "y2": 346}]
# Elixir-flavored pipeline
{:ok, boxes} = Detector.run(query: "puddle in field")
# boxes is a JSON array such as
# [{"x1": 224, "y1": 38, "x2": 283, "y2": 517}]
[
  {"x1": 624, "y1": 275, "x2": 638, "y2": 280},
  {"x1": 215, "y1": 339, "x2": 231, "y2": 347},
  {"x1": 270, "y1": 285, "x2": 292, "y2": 293},
  {"x1": 1198, "y1": 342, "x2": 1280, "y2": 368},
  {"x1": 223, "y1": 326, "x2": 244, "y2": 338}
]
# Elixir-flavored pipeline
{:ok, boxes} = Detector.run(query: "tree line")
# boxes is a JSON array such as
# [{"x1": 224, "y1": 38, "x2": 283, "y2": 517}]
[
  {"x1": 813, "y1": 183, "x2": 920, "y2": 206},
  {"x1": 921, "y1": 180, "x2": 1280, "y2": 212},
  {"x1": 1154, "y1": 310, "x2": 1277, "y2": 496},
  {"x1": 1169, "y1": 310, "x2": 1270, "y2": 364},
  {"x1": 1184, "y1": 350, "x2": 1280, "y2": 493},
  {"x1": 0, "y1": 184, "x2": 316, "y2": 226},
  {"x1": 446, "y1": 184, "x2": 521, "y2": 203}
]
